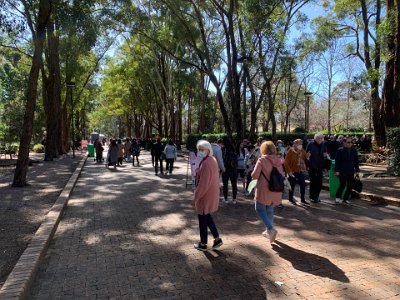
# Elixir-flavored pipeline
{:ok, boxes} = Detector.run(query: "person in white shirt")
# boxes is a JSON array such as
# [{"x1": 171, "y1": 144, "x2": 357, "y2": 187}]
[{"x1": 164, "y1": 139, "x2": 177, "y2": 174}]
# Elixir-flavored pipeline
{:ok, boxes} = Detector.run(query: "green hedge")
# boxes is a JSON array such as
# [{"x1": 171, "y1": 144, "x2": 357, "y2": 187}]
[
  {"x1": 184, "y1": 131, "x2": 374, "y2": 151},
  {"x1": 387, "y1": 128, "x2": 400, "y2": 176},
  {"x1": 184, "y1": 132, "x2": 309, "y2": 150},
  {"x1": 32, "y1": 143, "x2": 45, "y2": 153}
]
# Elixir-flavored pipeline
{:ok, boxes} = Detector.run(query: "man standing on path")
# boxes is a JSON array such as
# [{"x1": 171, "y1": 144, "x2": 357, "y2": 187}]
[
  {"x1": 306, "y1": 133, "x2": 327, "y2": 203},
  {"x1": 153, "y1": 136, "x2": 164, "y2": 175},
  {"x1": 221, "y1": 137, "x2": 238, "y2": 204},
  {"x1": 335, "y1": 137, "x2": 360, "y2": 205}
]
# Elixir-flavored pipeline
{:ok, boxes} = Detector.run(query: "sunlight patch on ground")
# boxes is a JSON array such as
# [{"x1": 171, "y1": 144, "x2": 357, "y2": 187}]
[
  {"x1": 140, "y1": 213, "x2": 187, "y2": 233},
  {"x1": 84, "y1": 233, "x2": 101, "y2": 245},
  {"x1": 143, "y1": 192, "x2": 170, "y2": 202}
]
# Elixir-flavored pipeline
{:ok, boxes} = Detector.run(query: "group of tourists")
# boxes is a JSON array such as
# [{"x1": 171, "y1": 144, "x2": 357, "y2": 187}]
[
  {"x1": 94, "y1": 138, "x2": 141, "y2": 168},
  {"x1": 149, "y1": 137, "x2": 178, "y2": 175},
  {"x1": 192, "y1": 133, "x2": 360, "y2": 252},
  {"x1": 95, "y1": 136, "x2": 178, "y2": 175},
  {"x1": 95, "y1": 132, "x2": 360, "y2": 252}
]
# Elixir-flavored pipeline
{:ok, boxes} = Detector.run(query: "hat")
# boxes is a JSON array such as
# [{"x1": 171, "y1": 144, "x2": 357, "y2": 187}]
[{"x1": 293, "y1": 139, "x2": 303, "y2": 144}]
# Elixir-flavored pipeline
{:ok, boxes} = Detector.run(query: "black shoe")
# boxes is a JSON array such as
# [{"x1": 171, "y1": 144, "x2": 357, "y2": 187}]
[
  {"x1": 289, "y1": 199, "x2": 297, "y2": 205},
  {"x1": 342, "y1": 200, "x2": 350, "y2": 205},
  {"x1": 310, "y1": 199, "x2": 318, "y2": 203},
  {"x1": 212, "y1": 238, "x2": 223, "y2": 249},
  {"x1": 301, "y1": 199, "x2": 310, "y2": 204},
  {"x1": 278, "y1": 204, "x2": 284, "y2": 209},
  {"x1": 194, "y1": 242, "x2": 207, "y2": 251}
]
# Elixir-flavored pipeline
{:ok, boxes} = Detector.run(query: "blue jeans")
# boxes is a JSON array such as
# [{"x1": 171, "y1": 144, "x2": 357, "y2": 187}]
[
  {"x1": 255, "y1": 201, "x2": 275, "y2": 231},
  {"x1": 198, "y1": 214, "x2": 219, "y2": 245}
]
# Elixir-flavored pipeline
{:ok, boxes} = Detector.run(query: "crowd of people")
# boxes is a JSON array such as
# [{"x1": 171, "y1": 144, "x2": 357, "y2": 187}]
[
  {"x1": 94, "y1": 133, "x2": 362, "y2": 252},
  {"x1": 192, "y1": 133, "x2": 361, "y2": 251},
  {"x1": 93, "y1": 136, "x2": 177, "y2": 175}
]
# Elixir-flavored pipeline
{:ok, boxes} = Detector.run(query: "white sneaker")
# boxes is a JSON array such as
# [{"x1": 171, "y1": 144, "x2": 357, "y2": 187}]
[
  {"x1": 268, "y1": 228, "x2": 278, "y2": 244},
  {"x1": 335, "y1": 198, "x2": 340, "y2": 205},
  {"x1": 232, "y1": 199, "x2": 237, "y2": 205},
  {"x1": 223, "y1": 199, "x2": 229, "y2": 204}
]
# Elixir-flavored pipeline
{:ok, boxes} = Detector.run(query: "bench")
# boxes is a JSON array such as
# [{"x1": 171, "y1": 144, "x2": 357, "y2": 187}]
[{"x1": 0, "y1": 148, "x2": 17, "y2": 159}]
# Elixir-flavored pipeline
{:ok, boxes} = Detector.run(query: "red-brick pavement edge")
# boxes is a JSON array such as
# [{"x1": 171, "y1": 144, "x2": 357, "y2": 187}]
[{"x1": 0, "y1": 156, "x2": 87, "y2": 300}]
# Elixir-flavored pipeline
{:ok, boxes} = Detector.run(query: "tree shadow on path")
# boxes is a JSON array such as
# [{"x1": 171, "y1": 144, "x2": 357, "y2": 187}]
[{"x1": 272, "y1": 241, "x2": 350, "y2": 283}]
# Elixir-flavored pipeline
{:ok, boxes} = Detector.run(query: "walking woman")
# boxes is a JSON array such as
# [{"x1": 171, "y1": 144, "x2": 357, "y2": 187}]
[
  {"x1": 284, "y1": 139, "x2": 309, "y2": 204},
  {"x1": 117, "y1": 139, "x2": 124, "y2": 166},
  {"x1": 164, "y1": 139, "x2": 177, "y2": 174},
  {"x1": 107, "y1": 139, "x2": 119, "y2": 169},
  {"x1": 131, "y1": 139, "x2": 141, "y2": 166},
  {"x1": 236, "y1": 140, "x2": 247, "y2": 194},
  {"x1": 192, "y1": 140, "x2": 223, "y2": 251},
  {"x1": 252, "y1": 141, "x2": 284, "y2": 244}
]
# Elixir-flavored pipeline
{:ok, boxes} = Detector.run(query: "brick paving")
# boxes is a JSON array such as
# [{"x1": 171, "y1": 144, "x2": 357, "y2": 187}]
[{"x1": 29, "y1": 152, "x2": 400, "y2": 299}]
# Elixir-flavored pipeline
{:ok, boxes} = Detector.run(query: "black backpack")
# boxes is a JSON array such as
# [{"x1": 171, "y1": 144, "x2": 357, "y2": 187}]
[{"x1": 261, "y1": 167, "x2": 285, "y2": 192}]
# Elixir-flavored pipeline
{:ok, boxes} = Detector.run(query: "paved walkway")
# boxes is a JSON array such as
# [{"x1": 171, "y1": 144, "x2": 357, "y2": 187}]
[{"x1": 29, "y1": 152, "x2": 400, "y2": 299}]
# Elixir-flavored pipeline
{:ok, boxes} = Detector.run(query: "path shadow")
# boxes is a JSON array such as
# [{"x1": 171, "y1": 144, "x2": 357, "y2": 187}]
[
  {"x1": 272, "y1": 241, "x2": 350, "y2": 283},
  {"x1": 202, "y1": 250, "x2": 269, "y2": 298}
]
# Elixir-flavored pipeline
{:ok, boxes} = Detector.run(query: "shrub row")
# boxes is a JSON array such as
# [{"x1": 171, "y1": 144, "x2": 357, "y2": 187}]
[{"x1": 184, "y1": 131, "x2": 374, "y2": 151}]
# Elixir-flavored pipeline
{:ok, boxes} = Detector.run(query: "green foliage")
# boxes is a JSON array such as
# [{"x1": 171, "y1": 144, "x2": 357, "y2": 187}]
[
  {"x1": 185, "y1": 134, "x2": 202, "y2": 151},
  {"x1": 0, "y1": 142, "x2": 19, "y2": 154},
  {"x1": 184, "y1": 133, "x2": 223, "y2": 151},
  {"x1": 32, "y1": 143, "x2": 45, "y2": 153},
  {"x1": 257, "y1": 132, "x2": 308, "y2": 145},
  {"x1": 387, "y1": 128, "x2": 400, "y2": 176},
  {"x1": 292, "y1": 127, "x2": 306, "y2": 133}
]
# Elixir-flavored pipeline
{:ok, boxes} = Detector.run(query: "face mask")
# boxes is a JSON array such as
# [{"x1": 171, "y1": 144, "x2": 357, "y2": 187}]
[
  {"x1": 296, "y1": 145, "x2": 303, "y2": 150},
  {"x1": 197, "y1": 150, "x2": 206, "y2": 158},
  {"x1": 277, "y1": 144, "x2": 282, "y2": 148}
]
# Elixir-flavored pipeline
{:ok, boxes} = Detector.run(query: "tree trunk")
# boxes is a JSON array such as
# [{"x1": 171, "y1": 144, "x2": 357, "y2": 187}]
[
  {"x1": 44, "y1": 17, "x2": 62, "y2": 161},
  {"x1": 13, "y1": 0, "x2": 52, "y2": 187},
  {"x1": 198, "y1": 73, "x2": 206, "y2": 133},
  {"x1": 209, "y1": 74, "x2": 233, "y2": 141},
  {"x1": 382, "y1": 0, "x2": 400, "y2": 131},
  {"x1": 371, "y1": 80, "x2": 386, "y2": 146},
  {"x1": 177, "y1": 91, "x2": 182, "y2": 144}
]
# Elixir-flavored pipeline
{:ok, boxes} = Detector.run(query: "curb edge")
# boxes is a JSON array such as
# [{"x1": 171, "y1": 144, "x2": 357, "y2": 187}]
[{"x1": 0, "y1": 155, "x2": 87, "y2": 300}]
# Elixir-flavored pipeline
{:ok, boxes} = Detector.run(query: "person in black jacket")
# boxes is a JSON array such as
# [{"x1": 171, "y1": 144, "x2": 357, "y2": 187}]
[
  {"x1": 221, "y1": 137, "x2": 238, "y2": 204},
  {"x1": 306, "y1": 133, "x2": 328, "y2": 203},
  {"x1": 153, "y1": 136, "x2": 164, "y2": 175},
  {"x1": 334, "y1": 137, "x2": 360, "y2": 205}
]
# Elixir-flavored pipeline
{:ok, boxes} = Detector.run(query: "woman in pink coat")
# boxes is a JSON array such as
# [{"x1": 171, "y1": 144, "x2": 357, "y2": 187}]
[
  {"x1": 251, "y1": 141, "x2": 284, "y2": 244},
  {"x1": 191, "y1": 140, "x2": 223, "y2": 251}
]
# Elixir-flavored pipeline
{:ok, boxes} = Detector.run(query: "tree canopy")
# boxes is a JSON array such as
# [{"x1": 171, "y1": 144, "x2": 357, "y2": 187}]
[{"x1": 1, "y1": 0, "x2": 400, "y2": 185}]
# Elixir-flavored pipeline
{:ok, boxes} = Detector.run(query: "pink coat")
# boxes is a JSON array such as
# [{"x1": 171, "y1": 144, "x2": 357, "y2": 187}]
[
  {"x1": 251, "y1": 154, "x2": 284, "y2": 206},
  {"x1": 193, "y1": 156, "x2": 220, "y2": 215}
]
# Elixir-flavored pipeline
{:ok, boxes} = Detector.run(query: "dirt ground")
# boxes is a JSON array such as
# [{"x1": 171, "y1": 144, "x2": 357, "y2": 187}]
[{"x1": 0, "y1": 152, "x2": 83, "y2": 289}]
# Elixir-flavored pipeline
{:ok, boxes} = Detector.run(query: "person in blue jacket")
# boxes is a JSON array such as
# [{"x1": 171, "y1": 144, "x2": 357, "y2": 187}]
[{"x1": 334, "y1": 137, "x2": 360, "y2": 205}]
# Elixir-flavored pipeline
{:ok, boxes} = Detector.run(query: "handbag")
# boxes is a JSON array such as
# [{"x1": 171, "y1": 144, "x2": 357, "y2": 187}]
[
  {"x1": 353, "y1": 174, "x2": 363, "y2": 193},
  {"x1": 323, "y1": 158, "x2": 332, "y2": 170}
]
